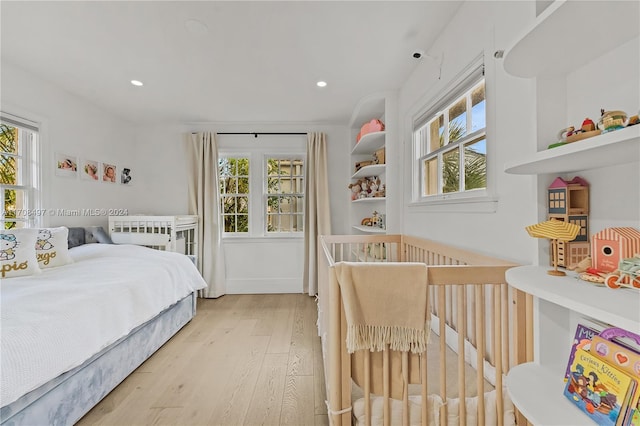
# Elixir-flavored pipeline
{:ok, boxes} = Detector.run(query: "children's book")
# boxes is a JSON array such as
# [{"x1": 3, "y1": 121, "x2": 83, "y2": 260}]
[
  {"x1": 565, "y1": 323, "x2": 600, "y2": 381},
  {"x1": 564, "y1": 348, "x2": 636, "y2": 426},
  {"x1": 591, "y1": 334, "x2": 640, "y2": 426}
]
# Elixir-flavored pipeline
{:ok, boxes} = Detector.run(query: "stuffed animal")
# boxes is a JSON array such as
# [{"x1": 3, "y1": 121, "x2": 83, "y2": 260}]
[{"x1": 348, "y1": 181, "x2": 361, "y2": 201}]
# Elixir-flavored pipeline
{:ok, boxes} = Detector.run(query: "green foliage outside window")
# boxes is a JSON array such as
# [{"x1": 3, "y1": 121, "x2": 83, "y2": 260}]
[{"x1": 1, "y1": 124, "x2": 17, "y2": 229}]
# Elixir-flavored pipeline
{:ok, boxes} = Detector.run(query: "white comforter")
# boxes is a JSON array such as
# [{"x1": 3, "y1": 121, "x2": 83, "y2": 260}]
[{"x1": 0, "y1": 244, "x2": 207, "y2": 407}]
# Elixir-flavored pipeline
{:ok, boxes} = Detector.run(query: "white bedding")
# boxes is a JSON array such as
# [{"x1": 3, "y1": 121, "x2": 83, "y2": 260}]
[{"x1": 0, "y1": 243, "x2": 206, "y2": 407}]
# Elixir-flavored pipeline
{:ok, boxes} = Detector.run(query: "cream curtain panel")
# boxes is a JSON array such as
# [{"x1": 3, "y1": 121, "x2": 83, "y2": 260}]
[
  {"x1": 304, "y1": 132, "x2": 332, "y2": 295},
  {"x1": 185, "y1": 132, "x2": 226, "y2": 298}
]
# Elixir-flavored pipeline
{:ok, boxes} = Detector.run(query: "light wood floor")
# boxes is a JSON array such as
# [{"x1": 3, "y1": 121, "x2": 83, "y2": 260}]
[{"x1": 77, "y1": 294, "x2": 328, "y2": 426}]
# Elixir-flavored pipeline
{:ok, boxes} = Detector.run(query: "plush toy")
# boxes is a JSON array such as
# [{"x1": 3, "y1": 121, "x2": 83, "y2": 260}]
[
  {"x1": 369, "y1": 178, "x2": 379, "y2": 197},
  {"x1": 359, "y1": 180, "x2": 369, "y2": 199},
  {"x1": 348, "y1": 181, "x2": 361, "y2": 201}
]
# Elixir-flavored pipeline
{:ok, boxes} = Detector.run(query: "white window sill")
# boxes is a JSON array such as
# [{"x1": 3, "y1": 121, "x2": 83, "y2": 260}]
[
  {"x1": 222, "y1": 234, "x2": 304, "y2": 243},
  {"x1": 408, "y1": 194, "x2": 498, "y2": 213}
]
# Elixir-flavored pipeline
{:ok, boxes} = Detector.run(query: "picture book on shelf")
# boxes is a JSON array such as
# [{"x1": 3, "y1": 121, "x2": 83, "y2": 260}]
[
  {"x1": 564, "y1": 348, "x2": 637, "y2": 426},
  {"x1": 565, "y1": 323, "x2": 600, "y2": 381},
  {"x1": 591, "y1": 334, "x2": 640, "y2": 426}
]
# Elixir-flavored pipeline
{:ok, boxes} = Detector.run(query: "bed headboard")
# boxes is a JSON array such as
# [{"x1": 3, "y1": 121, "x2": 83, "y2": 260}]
[{"x1": 67, "y1": 226, "x2": 113, "y2": 249}]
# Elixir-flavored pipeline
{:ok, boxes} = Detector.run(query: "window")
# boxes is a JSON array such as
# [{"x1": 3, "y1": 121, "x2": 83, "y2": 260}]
[
  {"x1": 413, "y1": 68, "x2": 486, "y2": 203},
  {"x1": 219, "y1": 157, "x2": 249, "y2": 233},
  {"x1": 266, "y1": 157, "x2": 304, "y2": 233},
  {"x1": 218, "y1": 152, "x2": 305, "y2": 236},
  {"x1": 1, "y1": 114, "x2": 40, "y2": 229}
]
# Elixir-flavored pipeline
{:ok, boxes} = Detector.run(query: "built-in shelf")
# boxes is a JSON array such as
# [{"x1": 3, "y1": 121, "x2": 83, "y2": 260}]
[
  {"x1": 505, "y1": 266, "x2": 640, "y2": 333},
  {"x1": 503, "y1": 0, "x2": 640, "y2": 78},
  {"x1": 351, "y1": 131, "x2": 385, "y2": 155},
  {"x1": 506, "y1": 363, "x2": 592, "y2": 426},
  {"x1": 352, "y1": 197, "x2": 385, "y2": 203},
  {"x1": 352, "y1": 164, "x2": 385, "y2": 179},
  {"x1": 352, "y1": 225, "x2": 386, "y2": 234},
  {"x1": 504, "y1": 125, "x2": 640, "y2": 175}
]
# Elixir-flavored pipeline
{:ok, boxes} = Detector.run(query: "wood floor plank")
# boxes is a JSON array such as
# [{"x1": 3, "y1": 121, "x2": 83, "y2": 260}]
[
  {"x1": 243, "y1": 353, "x2": 289, "y2": 426},
  {"x1": 77, "y1": 294, "x2": 327, "y2": 426},
  {"x1": 280, "y1": 375, "x2": 316, "y2": 426}
]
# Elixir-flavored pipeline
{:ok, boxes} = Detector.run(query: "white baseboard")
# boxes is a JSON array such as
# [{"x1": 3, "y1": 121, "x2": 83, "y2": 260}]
[{"x1": 226, "y1": 278, "x2": 302, "y2": 294}]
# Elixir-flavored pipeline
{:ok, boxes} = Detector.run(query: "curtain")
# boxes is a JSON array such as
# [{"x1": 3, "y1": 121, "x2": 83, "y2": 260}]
[
  {"x1": 185, "y1": 132, "x2": 226, "y2": 298},
  {"x1": 303, "y1": 132, "x2": 332, "y2": 295}
]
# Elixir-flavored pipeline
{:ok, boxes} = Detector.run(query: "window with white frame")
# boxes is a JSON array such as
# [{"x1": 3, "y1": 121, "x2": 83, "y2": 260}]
[
  {"x1": 219, "y1": 157, "x2": 250, "y2": 233},
  {"x1": 218, "y1": 152, "x2": 305, "y2": 236},
  {"x1": 266, "y1": 156, "x2": 304, "y2": 233},
  {"x1": 413, "y1": 67, "x2": 486, "y2": 202},
  {"x1": 1, "y1": 114, "x2": 40, "y2": 229}
]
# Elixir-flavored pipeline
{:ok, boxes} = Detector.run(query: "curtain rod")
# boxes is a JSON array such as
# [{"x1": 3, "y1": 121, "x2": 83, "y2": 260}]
[{"x1": 217, "y1": 132, "x2": 307, "y2": 138}]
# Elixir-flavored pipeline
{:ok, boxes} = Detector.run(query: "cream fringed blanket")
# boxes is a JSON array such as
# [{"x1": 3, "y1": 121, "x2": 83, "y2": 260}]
[
  {"x1": 334, "y1": 262, "x2": 430, "y2": 400},
  {"x1": 334, "y1": 261, "x2": 430, "y2": 353}
]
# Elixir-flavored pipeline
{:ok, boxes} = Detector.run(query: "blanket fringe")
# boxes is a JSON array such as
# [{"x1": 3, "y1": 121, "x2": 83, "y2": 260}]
[{"x1": 346, "y1": 322, "x2": 431, "y2": 354}]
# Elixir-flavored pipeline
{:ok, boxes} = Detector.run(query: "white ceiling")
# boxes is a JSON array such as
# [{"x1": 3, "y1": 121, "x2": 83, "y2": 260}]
[{"x1": 1, "y1": 1, "x2": 463, "y2": 125}]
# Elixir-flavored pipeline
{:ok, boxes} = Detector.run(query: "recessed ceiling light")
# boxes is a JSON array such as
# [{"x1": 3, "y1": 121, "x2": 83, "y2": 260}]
[
  {"x1": 131, "y1": 80, "x2": 143, "y2": 87},
  {"x1": 316, "y1": 81, "x2": 327, "y2": 88}
]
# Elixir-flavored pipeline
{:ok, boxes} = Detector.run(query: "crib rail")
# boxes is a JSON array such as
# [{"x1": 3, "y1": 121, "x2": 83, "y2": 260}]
[{"x1": 318, "y1": 235, "x2": 533, "y2": 426}]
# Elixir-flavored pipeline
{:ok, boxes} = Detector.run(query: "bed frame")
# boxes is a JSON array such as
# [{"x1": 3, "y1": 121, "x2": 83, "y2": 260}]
[
  {"x1": 0, "y1": 293, "x2": 196, "y2": 426},
  {"x1": 318, "y1": 234, "x2": 534, "y2": 426}
]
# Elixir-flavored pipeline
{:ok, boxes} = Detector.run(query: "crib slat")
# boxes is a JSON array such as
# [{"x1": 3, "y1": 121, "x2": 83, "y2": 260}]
[
  {"x1": 421, "y1": 352, "x2": 428, "y2": 426},
  {"x1": 476, "y1": 285, "x2": 486, "y2": 426},
  {"x1": 364, "y1": 350, "x2": 371, "y2": 426},
  {"x1": 438, "y1": 289, "x2": 447, "y2": 426},
  {"x1": 494, "y1": 284, "x2": 504, "y2": 426},
  {"x1": 383, "y1": 348, "x2": 390, "y2": 426},
  {"x1": 402, "y1": 352, "x2": 409, "y2": 426},
  {"x1": 457, "y1": 285, "x2": 467, "y2": 423}
]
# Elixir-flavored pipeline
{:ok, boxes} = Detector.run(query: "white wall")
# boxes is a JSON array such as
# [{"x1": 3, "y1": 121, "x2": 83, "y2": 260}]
[
  {"x1": 1, "y1": 62, "x2": 141, "y2": 229},
  {"x1": 397, "y1": 1, "x2": 639, "y2": 265},
  {"x1": 398, "y1": 1, "x2": 538, "y2": 264},
  {"x1": 133, "y1": 122, "x2": 349, "y2": 293}
]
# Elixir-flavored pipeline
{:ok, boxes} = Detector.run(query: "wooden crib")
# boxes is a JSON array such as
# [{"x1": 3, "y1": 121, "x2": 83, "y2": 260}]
[{"x1": 317, "y1": 235, "x2": 534, "y2": 426}]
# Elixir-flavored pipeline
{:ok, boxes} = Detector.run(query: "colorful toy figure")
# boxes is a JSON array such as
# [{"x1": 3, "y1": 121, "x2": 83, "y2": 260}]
[{"x1": 604, "y1": 254, "x2": 640, "y2": 290}]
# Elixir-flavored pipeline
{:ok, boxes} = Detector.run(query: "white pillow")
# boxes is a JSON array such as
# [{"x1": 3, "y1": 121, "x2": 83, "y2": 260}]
[
  {"x1": 0, "y1": 228, "x2": 42, "y2": 278},
  {"x1": 35, "y1": 227, "x2": 74, "y2": 269}
]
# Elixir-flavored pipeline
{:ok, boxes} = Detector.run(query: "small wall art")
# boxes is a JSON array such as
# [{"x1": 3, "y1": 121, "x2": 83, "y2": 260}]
[
  {"x1": 80, "y1": 159, "x2": 99, "y2": 181},
  {"x1": 120, "y1": 167, "x2": 133, "y2": 185},
  {"x1": 55, "y1": 153, "x2": 78, "y2": 178},
  {"x1": 102, "y1": 162, "x2": 117, "y2": 183}
]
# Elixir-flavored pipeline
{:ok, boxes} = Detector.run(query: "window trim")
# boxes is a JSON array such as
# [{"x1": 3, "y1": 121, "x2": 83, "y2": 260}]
[
  {"x1": 409, "y1": 53, "x2": 497, "y2": 212},
  {"x1": 218, "y1": 148, "x2": 306, "y2": 239},
  {"x1": 1, "y1": 112, "x2": 41, "y2": 229}
]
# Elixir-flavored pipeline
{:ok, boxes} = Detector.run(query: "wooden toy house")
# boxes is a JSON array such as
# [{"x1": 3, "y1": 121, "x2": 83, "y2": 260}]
[
  {"x1": 547, "y1": 176, "x2": 590, "y2": 268},
  {"x1": 592, "y1": 227, "x2": 640, "y2": 273}
]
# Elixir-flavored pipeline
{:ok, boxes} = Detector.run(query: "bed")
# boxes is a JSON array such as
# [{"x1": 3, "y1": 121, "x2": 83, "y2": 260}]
[
  {"x1": 318, "y1": 235, "x2": 534, "y2": 426},
  {"x1": 0, "y1": 228, "x2": 206, "y2": 426}
]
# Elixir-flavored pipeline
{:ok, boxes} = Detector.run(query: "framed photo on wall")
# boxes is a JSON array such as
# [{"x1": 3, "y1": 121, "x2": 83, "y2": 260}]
[
  {"x1": 102, "y1": 162, "x2": 116, "y2": 183},
  {"x1": 55, "y1": 153, "x2": 78, "y2": 178},
  {"x1": 80, "y1": 159, "x2": 99, "y2": 181},
  {"x1": 120, "y1": 166, "x2": 133, "y2": 185}
]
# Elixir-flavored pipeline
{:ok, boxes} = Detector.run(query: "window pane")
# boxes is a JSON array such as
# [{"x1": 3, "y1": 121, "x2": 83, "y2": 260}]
[
  {"x1": 464, "y1": 139, "x2": 486, "y2": 190},
  {"x1": 471, "y1": 82, "x2": 486, "y2": 133},
  {"x1": 0, "y1": 125, "x2": 18, "y2": 155},
  {"x1": 1, "y1": 155, "x2": 18, "y2": 185},
  {"x1": 266, "y1": 157, "x2": 304, "y2": 233},
  {"x1": 442, "y1": 148, "x2": 460, "y2": 193},
  {"x1": 219, "y1": 157, "x2": 249, "y2": 233},
  {"x1": 422, "y1": 157, "x2": 438, "y2": 196},
  {"x1": 449, "y1": 97, "x2": 467, "y2": 142},
  {"x1": 429, "y1": 115, "x2": 444, "y2": 153}
]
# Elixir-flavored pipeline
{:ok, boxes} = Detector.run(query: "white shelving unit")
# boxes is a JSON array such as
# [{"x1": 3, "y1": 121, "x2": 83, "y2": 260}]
[
  {"x1": 503, "y1": 2, "x2": 640, "y2": 424},
  {"x1": 504, "y1": 125, "x2": 640, "y2": 175},
  {"x1": 348, "y1": 94, "x2": 388, "y2": 234}
]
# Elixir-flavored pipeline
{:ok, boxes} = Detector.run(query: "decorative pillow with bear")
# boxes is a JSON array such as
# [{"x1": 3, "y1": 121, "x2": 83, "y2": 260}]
[
  {"x1": 0, "y1": 228, "x2": 42, "y2": 278},
  {"x1": 35, "y1": 227, "x2": 74, "y2": 269}
]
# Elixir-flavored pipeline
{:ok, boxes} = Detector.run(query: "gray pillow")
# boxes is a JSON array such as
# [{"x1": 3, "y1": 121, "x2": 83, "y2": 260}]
[
  {"x1": 67, "y1": 227, "x2": 86, "y2": 249},
  {"x1": 86, "y1": 226, "x2": 114, "y2": 244}
]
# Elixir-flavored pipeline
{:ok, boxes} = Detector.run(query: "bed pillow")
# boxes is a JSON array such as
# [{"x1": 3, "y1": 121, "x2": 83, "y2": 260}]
[
  {"x1": 86, "y1": 226, "x2": 114, "y2": 244},
  {"x1": 67, "y1": 227, "x2": 86, "y2": 249},
  {"x1": 35, "y1": 227, "x2": 74, "y2": 269},
  {"x1": 0, "y1": 228, "x2": 42, "y2": 278}
]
